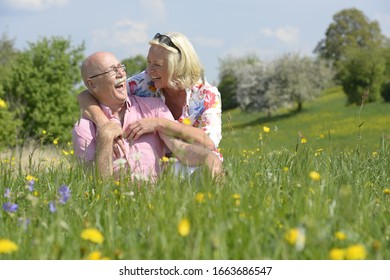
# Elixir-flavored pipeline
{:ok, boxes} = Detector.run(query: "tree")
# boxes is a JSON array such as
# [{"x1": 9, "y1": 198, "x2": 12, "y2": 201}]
[
  {"x1": 314, "y1": 8, "x2": 388, "y2": 104},
  {"x1": 0, "y1": 33, "x2": 22, "y2": 150},
  {"x1": 314, "y1": 8, "x2": 384, "y2": 66},
  {"x1": 218, "y1": 54, "x2": 260, "y2": 111},
  {"x1": 234, "y1": 53, "x2": 334, "y2": 113},
  {"x1": 338, "y1": 46, "x2": 386, "y2": 104},
  {"x1": 5, "y1": 36, "x2": 85, "y2": 144},
  {"x1": 121, "y1": 54, "x2": 147, "y2": 77}
]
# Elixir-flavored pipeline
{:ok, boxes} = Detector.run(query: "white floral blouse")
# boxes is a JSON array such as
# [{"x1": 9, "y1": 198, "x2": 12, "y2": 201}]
[{"x1": 127, "y1": 71, "x2": 222, "y2": 159}]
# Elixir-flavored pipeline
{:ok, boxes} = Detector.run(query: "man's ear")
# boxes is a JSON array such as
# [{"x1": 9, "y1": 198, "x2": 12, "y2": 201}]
[{"x1": 86, "y1": 79, "x2": 98, "y2": 93}]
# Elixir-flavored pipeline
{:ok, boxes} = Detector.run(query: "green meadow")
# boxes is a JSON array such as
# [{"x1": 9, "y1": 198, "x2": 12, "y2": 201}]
[{"x1": 0, "y1": 87, "x2": 389, "y2": 260}]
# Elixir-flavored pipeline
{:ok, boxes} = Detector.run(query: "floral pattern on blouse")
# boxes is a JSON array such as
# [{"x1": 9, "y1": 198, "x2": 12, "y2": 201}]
[{"x1": 127, "y1": 71, "x2": 222, "y2": 159}]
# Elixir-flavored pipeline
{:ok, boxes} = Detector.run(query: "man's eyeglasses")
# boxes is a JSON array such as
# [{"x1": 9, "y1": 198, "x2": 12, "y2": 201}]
[
  {"x1": 153, "y1": 33, "x2": 181, "y2": 56},
  {"x1": 89, "y1": 64, "x2": 126, "y2": 79}
]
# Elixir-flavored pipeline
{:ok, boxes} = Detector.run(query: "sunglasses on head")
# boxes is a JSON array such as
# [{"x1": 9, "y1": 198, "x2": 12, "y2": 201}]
[{"x1": 153, "y1": 33, "x2": 181, "y2": 56}]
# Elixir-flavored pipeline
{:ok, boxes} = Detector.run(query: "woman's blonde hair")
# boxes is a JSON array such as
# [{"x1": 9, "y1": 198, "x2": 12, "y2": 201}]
[{"x1": 149, "y1": 32, "x2": 204, "y2": 89}]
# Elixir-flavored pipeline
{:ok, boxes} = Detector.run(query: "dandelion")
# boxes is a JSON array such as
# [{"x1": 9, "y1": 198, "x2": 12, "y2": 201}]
[
  {"x1": 58, "y1": 185, "x2": 71, "y2": 204},
  {"x1": 329, "y1": 248, "x2": 345, "y2": 260},
  {"x1": 335, "y1": 231, "x2": 346, "y2": 241},
  {"x1": 309, "y1": 171, "x2": 321, "y2": 181},
  {"x1": 3, "y1": 202, "x2": 18, "y2": 213},
  {"x1": 263, "y1": 126, "x2": 270, "y2": 133},
  {"x1": 85, "y1": 250, "x2": 110, "y2": 260},
  {"x1": 195, "y1": 193, "x2": 205, "y2": 203},
  {"x1": 384, "y1": 189, "x2": 390, "y2": 195},
  {"x1": 0, "y1": 98, "x2": 7, "y2": 109},
  {"x1": 53, "y1": 138, "x2": 59, "y2": 145},
  {"x1": 178, "y1": 218, "x2": 190, "y2": 237},
  {"x1": 345, "y1": 244, "x2": 366, "y2": 260},
  {"x1": 283, "y1": 167, "x2": 289, "y2": 173},
  {"x1": 182, "y1": 118, "x2": 191, "y2": 126},
  {"x1": 300, "y1": 137, "x2": 307, "y2": 144},
  {"x1": 0, "y1": 239, "x2": 18, "y2": 254},
  {"x1": 160, "y1": 156, "x2": 169, "y2": 163},
  {"x1": 284, "y1": 227, "x2": 306, "y2": 251},
  {"x1": 81, "y1": 228, "x2": 104, "y2": 244}
]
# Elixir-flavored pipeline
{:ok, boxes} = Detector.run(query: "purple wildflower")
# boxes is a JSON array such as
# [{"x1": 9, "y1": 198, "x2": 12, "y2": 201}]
[
  {"x1": 4, "y1": 188, "x2": 11, "y2": 198},
  {"x1": 49, "y1": 201, "x2": 56, "y2": 213},
  {"x1": 28, "y1": 180, "x2": 35, "y2": 191},
  {"x1": 58, "y1": 185, "x2": 71, "y2": 204},
  {"x1": 3, "y1": 202, "x2": 18, "y2": 213}
]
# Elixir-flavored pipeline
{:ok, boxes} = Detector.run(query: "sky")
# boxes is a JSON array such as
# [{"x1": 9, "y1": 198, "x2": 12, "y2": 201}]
[{"x1": 0, "y1": 0, "x2": 389, "y2": 84}]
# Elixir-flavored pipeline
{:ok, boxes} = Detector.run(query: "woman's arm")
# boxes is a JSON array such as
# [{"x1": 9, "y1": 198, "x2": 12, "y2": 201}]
[
  {"x1": 126, "y1": 118, "x2": 215, "y2": 150},
  {"x1": 78, "y1": 90, "x2": 110, "y2": 129}
]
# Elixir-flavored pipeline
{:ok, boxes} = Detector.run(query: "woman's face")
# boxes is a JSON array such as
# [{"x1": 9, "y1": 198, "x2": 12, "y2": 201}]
[{"x1": 146, "y1": 45, "x2": 169, "y2": 89}]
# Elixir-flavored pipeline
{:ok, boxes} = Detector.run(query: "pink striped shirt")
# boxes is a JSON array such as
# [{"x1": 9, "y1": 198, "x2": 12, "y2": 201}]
[{"x1": 72, "y1": 95, "x2": 174, "y2": 180}]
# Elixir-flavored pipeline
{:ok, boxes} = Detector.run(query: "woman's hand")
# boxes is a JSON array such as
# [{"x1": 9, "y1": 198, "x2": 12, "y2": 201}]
[{"x1": 125, "y1": 118, "x2": 158, "y2": 140}]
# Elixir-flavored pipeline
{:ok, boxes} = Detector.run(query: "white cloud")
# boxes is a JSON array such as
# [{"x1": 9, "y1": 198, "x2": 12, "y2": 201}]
[
  {"x1": 192, "y1": 35, "x2": 224, "y2": 48},
  {"x1": 92, "y1": 18, "x2": 149, "y2": 56},
  {"x1": 261, "y1": 26, "x2": 300, "y2": 44},
  {"x1": 3, "y1": 0, "x2": 69, "y2": 11}
]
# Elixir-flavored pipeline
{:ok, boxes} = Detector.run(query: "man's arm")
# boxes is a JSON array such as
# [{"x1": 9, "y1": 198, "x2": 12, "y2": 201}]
[
  {"x1": 95, "y1": 121, "x2": 124, "y2": 177},
  {"x1": 159, "y1": 133, "x2": 223, "y2": 178}
]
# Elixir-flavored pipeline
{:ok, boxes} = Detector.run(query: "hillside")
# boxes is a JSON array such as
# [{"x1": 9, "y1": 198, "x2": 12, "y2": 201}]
[{"x1": 220, "y1": 87, "x2": 390, "y2": 156}]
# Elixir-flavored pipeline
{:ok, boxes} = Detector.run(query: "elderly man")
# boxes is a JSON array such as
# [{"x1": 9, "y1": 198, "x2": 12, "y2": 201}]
[{"x1": 72, "y1": 52, "x2": 222, "y2": 181}]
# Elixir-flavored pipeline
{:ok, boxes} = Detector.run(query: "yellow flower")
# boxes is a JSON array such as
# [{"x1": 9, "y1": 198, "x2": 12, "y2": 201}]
[
  {"x1": 0, "y1": 239, "x2": 18, "y2": 254},
  {"x1": 329, "y1": 248, "x2": 345, "y2": 260},
  {"x1": 0, "y1": 98, "x2": 7, "y2": 109},
  {"x1": 195, "y1": 192, "x2": 205, "y2": 203},
  {"x1": 182, "y1": 118, "x2": 191, "y2": 126},
  {"x1": 25, "y1": 175, "x2": 38, "y2": 182},
  {"x1": 160, "y1": 156, "x2": 169, "y2": 163},
  {"x1": 300, "y1": 137, "x2": 307, "y2": 144},
  {"x1": 42, "y1": 130, "x2": 47, "y2": 135},
  {"x1": 86, "y1": 250, "x2": 103, "y2": 260},
  {"x1": 309, "y1": 171, "x2": 321, "y2": 181},
  {"x1": 335, "y1": 231, "x2": 346, "y2": 241},
  {"x1": 284, "y1": 227, "x2": 305, "y2": 250},
  {"x1": 345, "y1": 244, "x2": 366, "y2": 260},
  {"x1": 53, "y1": 138, "x2": 59, "y2": 145},
  {"x1": 284, "y1": 228, "x2": 299, "y2": 245},
  {"x1": 384, "y1": 189, "x2": 390, "y2": 195},
  {"x1": 232, "y1": 194, "x2": 241, "y2": 200},
  {"x1": 178, "y1": 218, "x2": 190, "y2": 237},
  {"x1": 283, "y1": 167, "x2": 289, "y2": 173},
  {"x1": 263, "y1": 126, "x2": 270, "y2": 133},
  {"x1": 81, "y1": 228, "x2": 104, "y2": 244},
  {"x1": 85, "y1": 250, "x2": 110, "y2": 260}
]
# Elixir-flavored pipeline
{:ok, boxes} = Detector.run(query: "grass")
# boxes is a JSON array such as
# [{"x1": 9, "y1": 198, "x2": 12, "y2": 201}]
[{"x1": 0, "y1": 87, "x2": 389, "y2": 260}]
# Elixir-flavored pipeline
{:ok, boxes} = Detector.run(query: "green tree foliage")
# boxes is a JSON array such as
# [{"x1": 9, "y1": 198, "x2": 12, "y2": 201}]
[
  {"x1": 121, "y1": 54, "x2": 147, "y2": 77},
  {"x1": 314, "y1": 8, "x2": 389, "y2": 105},
  {"x1": 0, "y1": 33, "x2": 23, "y2": 150},
  {"x1": 339, "y1": 46, "x2": 386, "y2": 104},
  {"x1": 4, "y1": 36, "x2": 85, "y2": 144},
  {"x1": 380, "y1": 43, "x2": 390, "y2": 102},
  {"x1": 314, "y1": 8, "x2": 383, "y2": 67}
]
